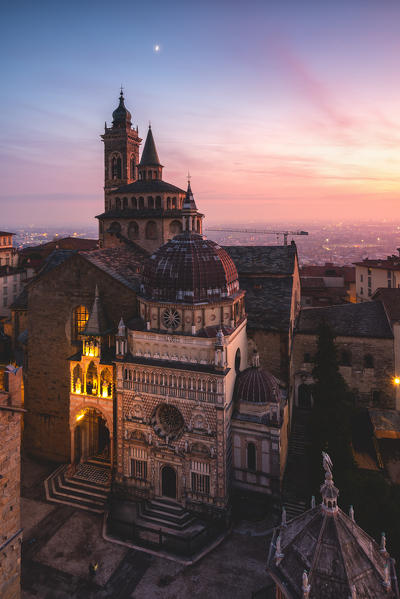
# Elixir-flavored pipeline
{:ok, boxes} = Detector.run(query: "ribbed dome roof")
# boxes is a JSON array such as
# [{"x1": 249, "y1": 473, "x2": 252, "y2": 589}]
[
  {"x1": 234, "y1": 366, "x2": 280, "y2": 404},
  {"x1": 112, "y1": 91, "x2": 132, "y2": 127},
  {"x1": 141, "y1": 232, "x2": 239, "y2": 304}
]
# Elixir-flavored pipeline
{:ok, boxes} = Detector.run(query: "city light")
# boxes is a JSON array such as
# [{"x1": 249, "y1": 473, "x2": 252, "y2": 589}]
[
  {"x1": 76, "y1": 411, "x2": 86, "y2": 422},
  {"x1": 393, "y1": 377, "x2": 400, "y2": 386}
]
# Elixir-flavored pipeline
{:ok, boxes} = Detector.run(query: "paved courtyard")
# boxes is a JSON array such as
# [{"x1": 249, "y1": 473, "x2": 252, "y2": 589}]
[{"x1": 21, "y1": 456, "x2": 274, "y2": 599}]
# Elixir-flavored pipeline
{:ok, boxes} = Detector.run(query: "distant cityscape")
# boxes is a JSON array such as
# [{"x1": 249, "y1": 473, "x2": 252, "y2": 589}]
[{"x1": 9, "y1": 221, "x2": 400, "y2": 266}]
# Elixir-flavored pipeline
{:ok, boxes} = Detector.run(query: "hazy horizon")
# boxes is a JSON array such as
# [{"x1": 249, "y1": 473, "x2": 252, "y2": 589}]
[{"x1": 2, "y1": 0, "x2": 400, "y2": 227}]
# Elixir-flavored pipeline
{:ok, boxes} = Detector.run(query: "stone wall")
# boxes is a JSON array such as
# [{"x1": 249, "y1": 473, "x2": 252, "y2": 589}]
[
  {"x1": 25, "y1": 254, "x2": 138, "y2": 462},
  {"x1": 292, "y1": 332, "x2": 395, "y2": 408},
  {"x1": 248, "y1": 330, "x2": 289, "y2": 382},
  {"x1": 0, "y1": 367, "x2": 23, "y2": 599}
]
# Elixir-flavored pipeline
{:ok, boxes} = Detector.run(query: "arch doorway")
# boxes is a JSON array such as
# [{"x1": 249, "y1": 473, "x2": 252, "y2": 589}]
[
  {"x1": 161, "y1": 466, "x2": 177, "y2": 499},
  {"x1": 73, "y1": 408, "x2": 110, "y2": 464}
]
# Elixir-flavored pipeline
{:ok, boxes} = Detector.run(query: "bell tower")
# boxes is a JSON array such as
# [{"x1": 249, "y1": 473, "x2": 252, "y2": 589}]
[{"x1": 101, "y1": 90, "x2": 142, "y2": 208}]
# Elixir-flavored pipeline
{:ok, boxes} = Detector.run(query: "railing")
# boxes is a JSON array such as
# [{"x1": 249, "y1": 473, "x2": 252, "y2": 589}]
[{"x1": 122, "y1": 380, "x2": 219, "y2": 403}]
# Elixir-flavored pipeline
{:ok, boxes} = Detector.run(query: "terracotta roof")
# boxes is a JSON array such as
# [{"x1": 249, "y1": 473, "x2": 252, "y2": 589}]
[
  {"x1": 297, "y1": 301, "x2": 393, "y2": 339},
  {"x1": 373, "y1": 288, "x2": 400, "y2": 322},
  {"x1": 267, "y1": 463, "x2": 399, "y2": 598},
  {"x1": 142, "y1": 232, "x2": 240, "y2": 304},
  {"x1": 224, "y1": 245, "x2": 297, "y2": 275},
  {"x1": 20, "y1": 237, "x2": 98, "y2": 254},
  {"x1": 234, "y1": 366, "x2": 280, "y2": 404},
  {"x1": 0, "y1": 231, "x2": 15, "y2": 236},
  {"x1": 354, "y1": 257, "x2": 400, "y2": 271}
]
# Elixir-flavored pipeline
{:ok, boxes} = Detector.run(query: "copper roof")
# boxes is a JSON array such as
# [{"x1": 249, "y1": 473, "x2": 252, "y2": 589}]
[
  {"x1": 141, "y1": 232, "x2": 240, "y2": 304},
  {"x1": 234, "y1": 366, "x2": 280, "y2": 404}
]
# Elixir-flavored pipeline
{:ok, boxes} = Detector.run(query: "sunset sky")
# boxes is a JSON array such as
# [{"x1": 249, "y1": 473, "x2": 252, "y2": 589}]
[{"x1": 1, "y1": 0, "x2": 400, "y2": 227}]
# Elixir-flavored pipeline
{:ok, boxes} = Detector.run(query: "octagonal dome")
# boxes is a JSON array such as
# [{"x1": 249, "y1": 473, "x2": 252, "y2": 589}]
[
  {"x1": 234, "y1": 366, "x2": 280, "y2": 404},
  {"x1": 141, "y1": 232, "x2": 240, "y2": 304}
]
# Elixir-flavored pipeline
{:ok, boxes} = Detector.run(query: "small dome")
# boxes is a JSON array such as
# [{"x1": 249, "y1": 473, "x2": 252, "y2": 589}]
[
  {"x1": 112, "y1": 91, "x2": 132, "y2": 127},
  {"x1": 234, "y1": 366, "x2": 280, "y2": 404},
  {"x1": 141, "y1": 232, "x2": 239, "y2": 304}
]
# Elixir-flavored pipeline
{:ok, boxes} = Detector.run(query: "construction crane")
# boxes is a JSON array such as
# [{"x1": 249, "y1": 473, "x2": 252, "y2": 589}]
[{"x1": 206, "y1": 228, "x2": 308, "y2": 246}]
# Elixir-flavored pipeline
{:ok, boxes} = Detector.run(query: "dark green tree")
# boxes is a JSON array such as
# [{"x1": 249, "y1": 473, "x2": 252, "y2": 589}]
[{"x1": 310, "y1": 320, "x2": 354, "y2": 485}]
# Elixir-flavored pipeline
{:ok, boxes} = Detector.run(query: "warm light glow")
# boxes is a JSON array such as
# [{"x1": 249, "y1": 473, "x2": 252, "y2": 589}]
[
  {"x1": 394, "y1": 377, "x2": 400, "y2": 386},
  {"x1": 75, "y1": 377, "x2": 82, "y2": 394},
  {"x1": 102, "y1": 383, "x2": 108, "y2": 398},
  {"x1": 76, "y1": 411, "x2": 85, "y2": 422}
]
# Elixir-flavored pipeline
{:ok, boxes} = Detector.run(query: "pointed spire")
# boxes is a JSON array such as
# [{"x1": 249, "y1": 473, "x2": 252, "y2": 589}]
[
  {"x1": 139, "y1": 125, "x2": 162, "y2": 166},
  {"x1": 349, "y1": 505, "x2": 355, "y2": 521},
  {"x1": 380, "y1": 532, "x2": 387, "y2": 554},
  {"x1": 183, "y1": 179, "x2": 198, "y2": 211},
  {"x1": 275, "y1": 533, "x2": 284, "y2": 564},
  {"x1": 83, "y1": 285, "x2": 110, "y2": 336},
  {"x1": 117, "y1": 317, "x2": 126, "y2": 338},
  {"x1": 320, "y1": 452, "x2": 339, "y2": 514}
]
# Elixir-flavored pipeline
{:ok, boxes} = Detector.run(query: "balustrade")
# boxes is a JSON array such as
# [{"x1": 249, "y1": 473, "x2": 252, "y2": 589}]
[{"x1": 122, "y1": 379, "x2": 218, "y2": 403}]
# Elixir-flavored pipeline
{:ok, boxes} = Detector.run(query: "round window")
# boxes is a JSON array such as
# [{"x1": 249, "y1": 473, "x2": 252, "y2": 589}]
[
  {"x1": 162, "y1": 308, "x2": 180, "y2": 329},
  {"x1": 151, "y1": 403, "x2": 185, "y2": 440}
]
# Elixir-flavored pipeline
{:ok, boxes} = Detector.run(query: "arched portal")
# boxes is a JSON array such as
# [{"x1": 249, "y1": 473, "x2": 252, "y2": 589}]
[
  {"x1": 73, "y1": 408, "x2": 110, "y2": 465},
  {"x1": 161, "y1": 466, "x2": 177, "y2": 499}
]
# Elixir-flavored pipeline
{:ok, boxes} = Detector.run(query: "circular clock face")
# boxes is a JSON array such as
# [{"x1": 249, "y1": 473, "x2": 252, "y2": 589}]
[{"x1": 162, "y1": 308, "x2": 180, "y2": 329}]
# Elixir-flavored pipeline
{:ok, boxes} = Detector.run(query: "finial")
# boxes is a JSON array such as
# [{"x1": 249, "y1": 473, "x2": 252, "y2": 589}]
[
  {"x1": 349, "y1": 505, "x2": 355, "y2": 521},
  {"x1": 281, "y1": 506, "x2": 287, "y2": 527},
  {"x1": 320, "y1": 452, "x2": 339, "y2": 514},
  {"x1": 311, "y1": 495, "x2": 316, "y2": 509},
  {"x1": 383, "y1": 562, "x2": 391, "y2": 590},
  {"x1": 302, "y1": 571, "x2": 310, "y2": 598},
  {"x1": 187, "y1": 170, "x2": 191, "y2": 183},
  {"x1": 380, "y1": 532, "x2": 387, "y2": 554},
  {"x1": 149, "y1": 120, "x2": 151, "y2": 129},
  {"x1": 120, "y1": 84, "x2": 124, "y2": 98},
  {"x1": 252, "y1": 350, "x2": 260, "y2": 367},
  {"x1": 322, "y1": 451, "x2": 333, "y2": 474},
  {"x1": 275, "y1": 533, "x2": 284, "y2": 563}
]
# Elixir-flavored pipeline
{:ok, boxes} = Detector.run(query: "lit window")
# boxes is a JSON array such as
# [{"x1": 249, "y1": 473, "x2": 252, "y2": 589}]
[{"x1": 73, "y1": 305, "x2": 89, "y2": 340}]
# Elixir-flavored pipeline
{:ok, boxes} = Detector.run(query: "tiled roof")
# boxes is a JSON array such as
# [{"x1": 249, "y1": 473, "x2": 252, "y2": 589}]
[
  {"x1": 109, "y1": 180, "x2": 186, "y2": 195},
  {"x1": 0, "y1": 231, "x2": 15, "y2": 236},
  {"x1": 142, "y1": 232, "x2": 240, "y2": 304},
  {"x1": 373, "y1": 288, "x2": 400, "y2": 322},
  {"x1": 20, "y1": 237, "x2": 98, "y2": 254},
  {"x1": 36, "y1": 249, "x2": 76, "y2": 277},
  {"x1": 297, "y1": 301, "x2": 393, "y2": 338},
  {"x1": 224, "y1": 245, "x2": 297, "y2": 275},
  {"x1": 139, "y1": 126, "x2": 162, "y2": 166},
  {"x1": 234, "y1": 366, "x2": 280, "y2": 403},
  {"x1": 79, "y1": 248, "x2": 145, "y2": 292},
  {"x1": 241, "y1": 276, "x2": 294, "y2": 332},
  {"x1": 354, "y1": 257, "x2": 400, "y2": 270}
]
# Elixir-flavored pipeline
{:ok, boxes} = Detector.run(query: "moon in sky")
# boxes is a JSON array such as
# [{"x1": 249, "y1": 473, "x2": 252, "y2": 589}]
[{"x1": 154, "y1": 44, "x2": 160, "y2": 53}]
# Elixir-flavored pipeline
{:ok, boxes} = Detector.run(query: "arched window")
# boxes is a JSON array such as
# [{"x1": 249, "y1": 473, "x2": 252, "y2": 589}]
[
  {"x1": 122, "y1": 197, "x2": 128, "y2": 209},
  {"x1": 340, "y1": 350, "x2": 352, "y2": 367},
  {"x1": 172, "y1": 197, "x2": 177, "y2": 209},
  {"x1": 72, "y1": 364, "x2": 83, "y2": 392},
  {"x1": 364, "y1": 354, "x2": 374, "y2": 369},
  {"x1": 72, "y1": 305, "x2": 89, "y2": 340},
  {"x1": 145, "y1": 221, "x2": 157, "y2": 239},
  {"x1": 100, "y1": 369, "x2": 113, "y2": 398},
  {"x1": 247, "y1": 442, "x2": 256, "y2": 471},
  {"x1": 169, "y1": 220, "x2": 182, "y2": 235},
  {"x1": 130, "y1": 156, "x2": 136, "y2": 179},
  {"x1": 167, "y1": 197, "x2": 171, "y2": 210},
  {"x1": 128, "y1": 221, "x2": 139, "y2": 240},
  {"x1": 112, "y1": 155, "x2": 122, "y2": 179},
  {"x1": 131, "y1": 197, "x2": 137, "y2": 209},
  {"x1": 235, "y1": 348, "x2": 241, "y2": 374},
  {"x1": 86, "y1": 361, "x2": 98, "y2": 395},
  {"x1": 109, "y1": 222, "x2": 121, "y2": 234},
  {"x1": 116, "y1": 197, "x2": 121, "y2": 210},
  {"x1": 139, "y1": 197, "x2": 144, "y2": 209},
  {"x1": 155, "y1": 196, "x2": 162, "y2": 209},
  {"x1": 148, "y1": 196, "x2": 154, "y2": 209}
]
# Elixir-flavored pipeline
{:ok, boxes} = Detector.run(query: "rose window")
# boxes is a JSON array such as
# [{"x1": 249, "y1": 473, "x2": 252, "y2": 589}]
[
  {"x1": 151, "y1": 403, "x2": 185, "y2": 440},
  {"x1": 162, "y1": 308, "x2": 180, "y2": 329}
]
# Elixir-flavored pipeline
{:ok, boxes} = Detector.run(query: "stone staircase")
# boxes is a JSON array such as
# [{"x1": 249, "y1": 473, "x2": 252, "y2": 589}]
[
  {"x1": 45, "y1": 463, "x2": 110, "y2": 513},
  {"x1": 282, "y1": 408, "x2": 312, "y2": 520},
  {"x1": 136, "y1": 497, "x2": 203, "y2": 535}
]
